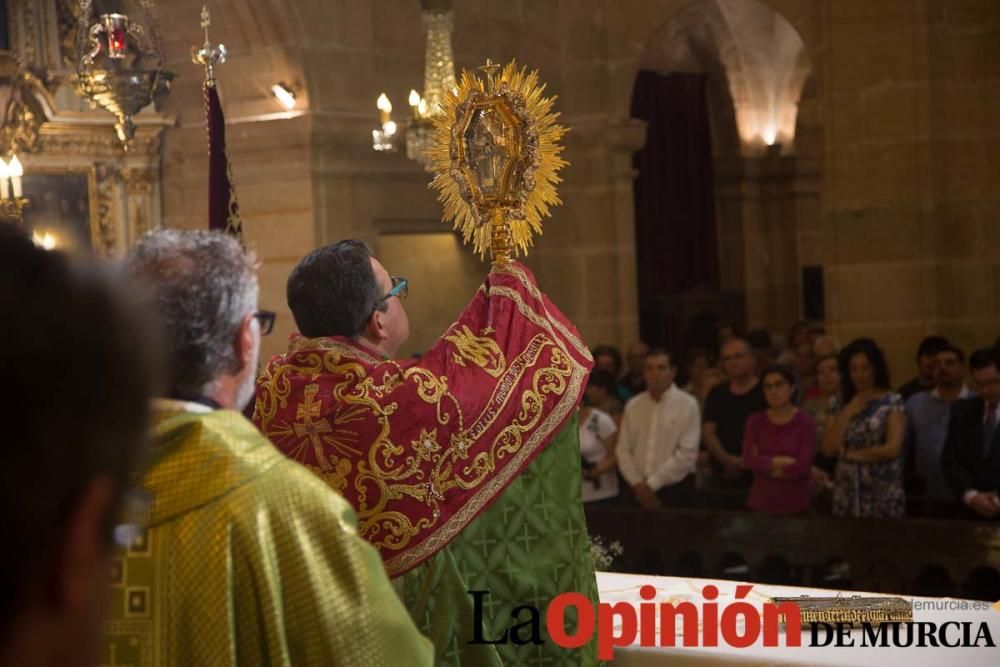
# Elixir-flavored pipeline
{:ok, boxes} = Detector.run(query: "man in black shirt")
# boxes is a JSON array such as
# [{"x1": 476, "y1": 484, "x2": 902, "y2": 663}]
[{"x1": 703, "y1": 338, "x2": 766, "y2": 489}]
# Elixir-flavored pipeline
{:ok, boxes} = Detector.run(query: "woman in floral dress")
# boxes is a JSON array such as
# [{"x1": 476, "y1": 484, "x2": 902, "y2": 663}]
[{"x1": 822, "y1": 338, "x2": 907, "y2": 518}]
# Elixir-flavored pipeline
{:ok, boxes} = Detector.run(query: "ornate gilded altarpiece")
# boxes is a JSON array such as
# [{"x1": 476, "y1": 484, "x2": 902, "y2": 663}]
[{"x1": 1, "y1": 0, "x2": 172, "y2": 256}]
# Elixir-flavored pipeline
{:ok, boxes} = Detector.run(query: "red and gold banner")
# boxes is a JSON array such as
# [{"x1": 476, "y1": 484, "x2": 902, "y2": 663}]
[{"x1": 254, "y1": 262, "x2": 592, "y2": 576}]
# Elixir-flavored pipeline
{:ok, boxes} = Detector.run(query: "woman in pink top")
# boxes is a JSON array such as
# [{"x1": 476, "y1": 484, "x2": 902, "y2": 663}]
[{"x1": 743, "y1": 365, "x2": 817, "y2": 514}]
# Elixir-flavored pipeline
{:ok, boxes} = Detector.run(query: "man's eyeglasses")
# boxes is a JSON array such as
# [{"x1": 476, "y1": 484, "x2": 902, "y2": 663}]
[
  {"x1": 379, "y1": 276, "x2": 408, "y2": 304},
  {"x1": 254, "y1": 310, "x2": 276, "y2": 335}
]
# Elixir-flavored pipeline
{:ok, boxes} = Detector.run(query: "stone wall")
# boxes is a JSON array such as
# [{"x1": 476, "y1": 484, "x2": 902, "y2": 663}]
[
  {"x1": 152, "y1": 0, "x2": 999, "y2": 376},
  {"x1": 158, "y1": 0, "x2": 313, "y2": 362},
  {"x1": 820, "y1": 0, "x2": 1000, "y2": 379}
]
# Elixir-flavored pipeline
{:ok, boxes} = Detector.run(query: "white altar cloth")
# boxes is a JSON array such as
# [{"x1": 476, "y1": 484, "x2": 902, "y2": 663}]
[{"x1": 596, "y1": 571, "x2": 999, "y2": 666}]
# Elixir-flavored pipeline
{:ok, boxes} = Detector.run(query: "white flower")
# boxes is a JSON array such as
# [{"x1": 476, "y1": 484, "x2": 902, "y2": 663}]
[{"x1": 589, "y1": 534, "x2": 624, "y2": 570}]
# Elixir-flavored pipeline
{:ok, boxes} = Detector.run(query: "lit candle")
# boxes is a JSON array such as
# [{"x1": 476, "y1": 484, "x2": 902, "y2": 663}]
[
  {"x1": 0, "y1": 159, "x2": 9, "y2": 200},
  {"x1": 408, "y1": 89, "x2": 421, "y2": 119},
  {"x1": 9, "y1": 155, "x2": 23, "y2": 199},
  {"x1": 377, "y1": 93, "x2": 392, "y2": 126},
  {"x1": 418, "y1": 98, "x2": 429, "y2": 119},
  {"x1": 104, "y1": 14, "x2": 129, "y2": 59}
]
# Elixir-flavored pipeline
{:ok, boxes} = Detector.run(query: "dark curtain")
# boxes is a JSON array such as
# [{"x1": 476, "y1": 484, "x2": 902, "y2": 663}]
[
  {"x1": 631, "y1": 70, "x2": 720, "y2": 351},
  {"x1": 0, "y1": 2, "x2": 8, "y2": 51}
]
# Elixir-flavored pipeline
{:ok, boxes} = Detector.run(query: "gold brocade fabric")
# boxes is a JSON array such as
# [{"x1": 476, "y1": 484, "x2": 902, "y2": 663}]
[
  {"x1": 254, "y1": 262, "x2": 593, "y2": 577},
  {"x1": 101, "y1": 407, "x2": 433, "y2": 666}
]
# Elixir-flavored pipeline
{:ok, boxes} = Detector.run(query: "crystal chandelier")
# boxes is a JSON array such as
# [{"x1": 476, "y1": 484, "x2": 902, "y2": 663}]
[
  {"x1": 72, "y1": 0, "x2": 173, "y2": 149},
  {"x1": 372, "y1": 0, "x2": 456, "y2": 169}
]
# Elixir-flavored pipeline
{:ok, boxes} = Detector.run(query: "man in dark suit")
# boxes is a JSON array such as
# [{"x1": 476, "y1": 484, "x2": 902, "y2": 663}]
[{"x1": 942, "y1": 347, "x2": 1000, "y2": 518}]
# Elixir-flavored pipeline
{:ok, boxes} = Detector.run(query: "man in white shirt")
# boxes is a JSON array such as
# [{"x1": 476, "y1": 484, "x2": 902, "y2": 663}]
[{"x1": 617, "y1": 348, "x2": 701, "y2": 508}]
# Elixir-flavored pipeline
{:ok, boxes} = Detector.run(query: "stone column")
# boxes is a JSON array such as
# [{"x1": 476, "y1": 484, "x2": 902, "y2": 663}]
[{"x1": 525, "y1": 115, "x2": 646, "y2": 351}]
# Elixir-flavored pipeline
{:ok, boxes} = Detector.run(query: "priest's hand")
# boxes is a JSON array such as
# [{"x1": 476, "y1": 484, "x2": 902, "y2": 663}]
[{"x1": 632, "y1": 482, "x2": 661, "y2": 509}]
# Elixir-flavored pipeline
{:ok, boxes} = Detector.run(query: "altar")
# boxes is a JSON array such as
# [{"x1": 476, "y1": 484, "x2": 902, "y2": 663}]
[{"x1": 596, "y1": 572, "x2": 1000, "y2": 666}]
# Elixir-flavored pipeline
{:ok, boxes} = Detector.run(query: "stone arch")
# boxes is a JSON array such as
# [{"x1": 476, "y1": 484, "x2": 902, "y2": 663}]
[
  {"x1": 637, "y1": 0, "x2": 742, "y2": 157},
  {"x1": 628, "y1": 0, "x2": 823, "y2": 336},
  {"x1": 637, "y1": 0, "x2": 813, "y2": 157}
]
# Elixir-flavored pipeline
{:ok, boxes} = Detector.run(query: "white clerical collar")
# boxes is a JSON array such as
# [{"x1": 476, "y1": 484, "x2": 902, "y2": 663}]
[{"x1": 151, "y1": 398, "x2": 213, "y2": 414}]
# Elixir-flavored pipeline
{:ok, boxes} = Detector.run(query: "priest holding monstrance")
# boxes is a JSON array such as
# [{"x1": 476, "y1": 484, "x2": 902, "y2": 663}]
[{"x1": 254, "y1": 62, "x2": 600, "y2": 665}]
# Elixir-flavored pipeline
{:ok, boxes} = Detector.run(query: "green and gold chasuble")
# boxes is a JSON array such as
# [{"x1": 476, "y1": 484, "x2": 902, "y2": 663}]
[
  {"x1": 102, "y1": 405, "x2": 433, "y2": 666},
  {"x1": 400, "y1": 414, "x2": 599, "y2": 666}
]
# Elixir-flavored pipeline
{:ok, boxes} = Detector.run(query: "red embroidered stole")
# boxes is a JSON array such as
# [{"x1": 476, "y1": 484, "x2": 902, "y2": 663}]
[{"x1": 253, "y1": 262, "x2": 592, "y2": 576}]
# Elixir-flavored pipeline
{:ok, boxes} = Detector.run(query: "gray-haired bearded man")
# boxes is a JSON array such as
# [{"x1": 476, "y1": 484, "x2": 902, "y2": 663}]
[{"x1": 103, "y1": 230, "x2": 432, "y2": 665}]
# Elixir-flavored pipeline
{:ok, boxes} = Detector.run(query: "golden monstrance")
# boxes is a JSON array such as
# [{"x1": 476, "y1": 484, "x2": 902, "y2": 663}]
[{"x1": 428, "y1": 60, "x2": 568, "y2": 265}]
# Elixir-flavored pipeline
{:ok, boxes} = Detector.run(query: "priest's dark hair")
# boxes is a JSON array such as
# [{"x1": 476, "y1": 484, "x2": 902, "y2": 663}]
[
  {"x1": 0, "y1": 223, "x2": 159, "y2": 648},
  {"x1": 287, "y1": 239, "x2": 384, "y2": 338}
]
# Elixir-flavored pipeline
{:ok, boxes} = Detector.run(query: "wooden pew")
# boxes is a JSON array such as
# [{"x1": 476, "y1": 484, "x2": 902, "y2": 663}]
[{"x1": 584, "y1": 506, "x2": 1000, "y2": 599}]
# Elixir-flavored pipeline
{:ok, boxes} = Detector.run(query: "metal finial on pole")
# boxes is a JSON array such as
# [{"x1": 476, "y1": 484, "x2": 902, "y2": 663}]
[{"x1": 191, "y1": 5, "x2": 227, "y2": 86}]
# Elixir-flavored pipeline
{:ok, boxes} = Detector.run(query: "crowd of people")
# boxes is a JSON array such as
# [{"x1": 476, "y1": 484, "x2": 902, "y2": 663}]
[{"x1": 580, "y1": 324, "x2": 1000, "y2": 521}]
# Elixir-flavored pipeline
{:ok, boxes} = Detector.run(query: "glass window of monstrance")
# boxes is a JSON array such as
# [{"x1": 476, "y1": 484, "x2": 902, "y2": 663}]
[{"x1": 463, "y1": 105, "x2": 520, "y2": 199}]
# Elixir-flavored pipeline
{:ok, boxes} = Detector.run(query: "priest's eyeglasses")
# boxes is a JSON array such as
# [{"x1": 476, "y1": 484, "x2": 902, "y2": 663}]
[
  {"x1": 254, "y1": 310, "x2": 276, "y2": 335},
  {"x1": 380, "y1": 276, "x2": 409, "y2": 303}
]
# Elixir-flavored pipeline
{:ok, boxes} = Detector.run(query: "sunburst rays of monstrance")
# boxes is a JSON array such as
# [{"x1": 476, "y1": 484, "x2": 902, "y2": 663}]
[{"x1": 428, "y1": 60, "x2": 568, "y2": 265}]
